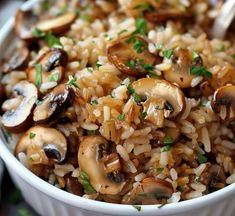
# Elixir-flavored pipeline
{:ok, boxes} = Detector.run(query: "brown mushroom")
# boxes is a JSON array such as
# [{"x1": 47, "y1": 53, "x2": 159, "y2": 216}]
[
  {"x1": 1, "y1": 81, "x2": 37, "y2": 133},
  {"x1": 15, "y1": 126, "x2": 67, "y2": 172},
  {"x1": 36, "y1": 12, "x2": 77, "y2": 34},
  {"x1": 145, "y1": 9, "x2": 191, "y2": 23},
  {"x1": 27, "y1": 48, "x2": 68, "y2": 92},
  {"x1": 211, "y1": 85, "x2": 235, "y2": 125},
  {"x1": 122, "y1": 177, "x2": 174, "y2": 204},
  {"x1": 107, "y1": 35, "x2": 158, "y2": 77},
  {"x1": 33, "y1": 84, "x2": 74, "y2": 124},
  {"x1": 14, "y1": 10, "x2": 77, "y2": 40},
  {"x1": 2, "y1": 47, "x2": 29, "y2": 73},
  {"x1": 78, "y1": 136, "x2": 126, "y2": 195},
  {"x1": 64, "y1": 174, "x2": 84, "y2": 196},
  {"x1": 163, "y1": 48, "x2": 203, "y2": 88},
  {"x1": 132, "y1": 78, "x2": 185, "y2": 118}
]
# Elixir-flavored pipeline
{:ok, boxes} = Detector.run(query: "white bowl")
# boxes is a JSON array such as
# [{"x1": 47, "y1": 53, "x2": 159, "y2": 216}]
[{"x1": 0, "y1": 1, "x2": 235, "y2": 216}]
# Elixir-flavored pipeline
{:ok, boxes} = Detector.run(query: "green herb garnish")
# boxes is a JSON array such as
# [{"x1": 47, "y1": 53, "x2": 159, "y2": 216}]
[
  {"x1": 35, "y1": 64, "x2": 42, "y2": 86},
  {"x1": 45, "y1": 32, "x2": 62, "y2": 48},
  {"x1": 96, "y1": 61, "x2": 102, "y2": 69},
  {"x1": 133, "y1": 40, "x2": 145, "y2": 53},
  {"x1": 127, "y1": 85, "x2": 141, "y2": 103},
  {"x1": 117, "y1": 113, "x2": 125, "y2": 121},
  {"x1": 216, "y1": 44, "x2": 225, "y2": 52},
  {"x1": 29, "y1": 132, "x2": 36, "y2": 139},
  {"x1": 127, "y1": 85, "x2": 135, "y2": 94},
  {"x1": 134, "y1": 3, "x2": 153, "y2": 12},
  {"x1": 161, "y1": 145, "x2": 171, "y2": 152},
  {"x1": 134, "y1": 18, "x2": 147, "y2": 35},
  {"x1": 163, "y1": 49, "x2": 173, "y2": 59},
  {"x1": 140, "y1": 111, "x2": 147, "y2": 119},
  {"x1": 197, "y1": 153, "x2": 207, "y2": 164},
  {"x1": 118, "y1": 29, "x2": 128, "y2": 36},
  {"x1": 80, "y1": 171, "x2": 96, "y2": 193},
  {"x1": 132, "y1": 205, "x2": 141, "y2": 212},
  {"x1": 35, "y1": 99, "x2": 42, "y2": 106},
  {"x1": 104, "y1": 33, "x2": 113, "y2": 41},
  {"x1": 81, "y1": 14, "x2": 91, "y2": 21},
  {"x1": 91, "y1": 99, "x2": 98, "y2": 105},
  {"x1": 190, "y1": 66, "x2": 212, "y2": 78},
  {"x1": 32, "y1": 28, "x2": 46, "y2": 38},
  {"x1": 67, "y1": 76, "x2": 78, "y2": 88},
  {"x1": 192, "y1": 51, "x2": 199, "y2": 60},
  {"x1": 163, "y1": 135, "x2": 173, "y2": 145},
  {"x1": 48, "y1": 72, "x2": 60, "y2": 82}
]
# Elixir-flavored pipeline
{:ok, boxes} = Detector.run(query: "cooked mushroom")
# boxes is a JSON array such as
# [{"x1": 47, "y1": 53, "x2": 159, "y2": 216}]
[
  {"x1": 163, "y1": 48, "x2": 203, "y2": 88},
  {"x1": 1, "y1": 81, "x2": 37, "y2": 133},
  {"x1": 14, "y1": 10, "x2": 77, "y2": 40},
  {"x1": 27, "y1": 48, "x2": 68, "y2": 92},
  {"x1": 132, "y1": 78, "x2": 185, "y2": 118},
  {"x1": 14, "y1": 10, "x2": 38, "y2": 40},
  {"x1": 36, "y1": 12, "x2": 77, "y2": 34},
  {"x1": 78, "y1": 136, "x2": 126, "y2": 195},
  {"x1": 145, "y1": 9, "x2": 191, "y2": 23},
  {"x1": 15, "y1": 126, "x2": 67, "y2": 168},
  {"x1": 208, "y1": 165, "x2": 226, "y2": 192},
  {"x1": 107, "y1": 35, "x2": 158, "y2": 77},
  {"x1": 212, "y1": 85, "x2": 235, "y2": 125},
  {"x1": 64, "y1": 174, "x2": 84, "y2": 196},
  {"x1": 2, "y1": 47, "x2": 29, "y2": 73},
  {"x1": 33, "y1": 84, "x2": 74, "y2": 124},
  {"x1": 122, "y1": 177, "x2": 174, "y2": 204}
]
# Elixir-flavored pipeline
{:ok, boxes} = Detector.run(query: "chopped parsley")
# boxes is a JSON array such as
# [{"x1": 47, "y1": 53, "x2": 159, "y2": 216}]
[
  {"x1": 32, "y1": 28, "x2": 46, "y2": 38},
  {"x1": 48, "y1": 72, "x2": 60, "y2": 82},
  {"x1": 127, "y1": 85, "x2": 141, "y2": 103},
  {"x1": 127, "y1": 85, "x2": 135, "y2": 94},
  {"x1": 163, "y1": 135, "x2": 173, "y2": 145},
  {"x1": 126, "y1": 59, "x2": 154, "y2": 73},
  {"x1": 190, "y1": 66, "x2": 212, "y2": 78},
  {"x1": 216, "y1": 44, "x2": 225, "y2": 52},
  {"x1": 155, "y1": 43, "x2": 164, "y2": 50},
  {"x1": 96, "y1": 61, "x2": 102, "y2": 69},
  {"x1": 140, "y1": 111, "x2": 147, "y2": 119},
  {"x1": 161, "y1": 145, "x2": 171, "y2": 152},
  {"x1": 18, "y1": 209, "x2": 31, "y2": 216},
  {"x1": 197, "y1": 153, "x2": 207, "y2": 164},
  {"x1": 67, "y1": 76, "x2": 78, "y2": 88},
  {"x1": 192, "y1": 50, "x2": 199, "y2": 60},
  {"x1": 148, "y1": 72, "x2": 159, "y2": 78},
  {"x1": 45, "y1": 32, "x2": 62, "y2": 48},
  {"x1": 118, "y1": 29, "x2": 128, "y2": 36},
  {"x1": 134, "y1": 18, "x2": 147, "y2": 35},
  {"x1": 117, "y1": 113, "x2": 125, "y2": 121},
  {"x1": 163, "y1": 49, "x2": 173, "y2": 59},
  {"x1": 35, "y1": 64, "x2": 42, "y2": 86},
  {"x1": 81, "y1": 14, "x2": 91, "y2": 22},
  {"x1": 80, "y1": 171, "x2": 96, "y2": 193},
  {"x1": 86, "y1": 130, "x2": 96, "y2": 135},
  {"x1": 104, "y1": 33, "x2": 113, "y2": 41},
  {"x1": 29, "y1": 132, "x2": 36, "y2": 139},
  {"x1": 35, "y1": 99, "x2": 42, "y2": 106},
  {"x1": 91, "y1": 99, "x2": 98, "y2": 105},
  {"x1": 133, "y1": 40, "x2": 145, "y2": 53},
  {"x1": 132, "y1": 205, "x2": 141, "y2": 212},
  {"x1": 86, "y1": 67, "x2": 93, "y2": 73}
]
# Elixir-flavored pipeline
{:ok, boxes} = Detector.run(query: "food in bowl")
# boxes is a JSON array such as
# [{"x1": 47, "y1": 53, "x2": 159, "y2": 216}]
[{"x1": 0, "y1": 0, "x2": 235, "y2": 207}]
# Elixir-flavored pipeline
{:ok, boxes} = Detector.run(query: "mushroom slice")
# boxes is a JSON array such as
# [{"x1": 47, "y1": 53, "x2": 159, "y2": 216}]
[
  {"x1": 1, "y1": 81, "x2": 37, "y2": 133},
  {"x1": 36, "y1": 12, "x2": 77, "y2": 34},
  {"x1": 33, "y1": 84, "x2": 74, "y2": 124},
  {"x1": 212, "y1": 85, "x2": 235, "y2": 125},
  {"x1": 163, "y1": 48, "x2": 203, "y2": 88},
  {"x1": 132, "y1": 78, "x2": 185, "y2": 117},
  {"x1": 107, "y1": 36, "x2": 158, "y2": 77},
  {"x1": 145, "y1": 9, "x2": 191, "y2": 23},
  {"x1": 2, "y1": 47, "x2": 29, "y2": 73},
  {"x1": 27, "y1": 48, "x2": 68, "y2": 92},
  {"x1": 14, "y1": 10, "x2": 38, "y2": 40},
  {"x1": 122, "y1": 177, "x2": 174, "y2": 204},
  {"x1": 15, "y1": 126, "x2": 67, "y2": 166},
  {"x1": 78, "y1": 136, "x2": 126, "y2": 195}
]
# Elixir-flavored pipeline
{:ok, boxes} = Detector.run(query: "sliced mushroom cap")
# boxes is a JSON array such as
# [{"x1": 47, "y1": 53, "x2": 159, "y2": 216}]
[
  {"x1": 132, "y1": 78, "x2": 185, "y2": 117},
  {"x1": 2, "y1": 47, "x2": 29, "y2": 73},
  {"x1": 78, "y1": 136, "x2": 126, "y2": 195},
  {"x1": 107, "y1": 35, "x2": 158, "y2": 77},
  {"x1": 36, "y1": 12, "x2": 77, "y2": 34},
  {"x1": 15, "y1": 126, "x2": 67, "y2": 165},
  {"x1": 145, "y1": 9, "x2": 191, "y2": 23},
  {"x1": 163, "y1": 48, "x2": 203, "y2": 88},
  {"x1": 14, "y1": 10, "x2": 38, "y2": 40},
  {"x1": 33, "y1": 84, "x2": 74, "y2": 124},
  {"x1": 65, "y1": 174, "x2": 84, "y2": 196},
  {"x1": 27, "y1": 48, "x2": 68, "y2": 92},
  {"x1": 1, "y1": 81, "x2": 37, "y2": 133},
  {"x1": 122, "y1": 177, "x2": 174, "y2": 204},
  {"x1": 14, "y1": 10, "x2": 77, "y2": 40},
  {"x1": 212, "y1": 85, "x2": 235, "y2": 124}
]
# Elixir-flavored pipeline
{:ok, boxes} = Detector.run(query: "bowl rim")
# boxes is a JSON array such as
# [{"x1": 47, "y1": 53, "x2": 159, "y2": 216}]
[{"x1": 0, "y1": 0, "x2": 235, "y2": 215}]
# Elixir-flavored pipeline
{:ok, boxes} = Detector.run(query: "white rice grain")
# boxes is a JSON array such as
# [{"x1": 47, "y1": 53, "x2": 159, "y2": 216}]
[
  {"x1": 194, "y1": 164, "x2": 206, "y2": 176},
  {"x1": 116, "y1": 145, "x2": 130, "y2": 161},
  {"x1": 134, "y1": 173, "x2": 146, "y2": 182}
]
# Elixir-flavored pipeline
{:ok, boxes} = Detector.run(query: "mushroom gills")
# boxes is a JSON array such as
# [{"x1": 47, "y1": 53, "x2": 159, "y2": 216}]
[
  {"x1": 33, "y1": 84, "x2": 74, "y2": 124},
  {"x1": 1, "y1": 81, "x2": 38, "y2": 133}
]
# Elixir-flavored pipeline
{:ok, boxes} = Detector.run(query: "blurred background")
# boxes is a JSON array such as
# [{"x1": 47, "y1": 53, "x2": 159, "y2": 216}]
[{"x1": 0, "y1": 1, "x2": 38, "y2": 215}]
